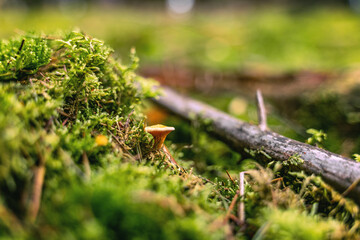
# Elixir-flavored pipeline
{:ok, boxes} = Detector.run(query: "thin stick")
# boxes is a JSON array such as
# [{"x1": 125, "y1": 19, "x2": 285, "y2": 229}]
[
  {"x1": 342, "y1": 177, "x2": 360, "y2": 197},
  {"x1": 107, "y1": 130, "x2": 133, "y2": 158},
  {"x1": 57, "y1": 109, "x2": 73, "y2": 119},
  {"x1": 0, "y1": 204, "x2": 23, "y2": 232},
  {"x1": 238, "y1": 172, "x2": 245, "y2": 226},
  {"x1": 17, "y1": 39, "x2": 25, "y2": 54},
  {"x1": 29, "y1": 163, "x2": 45, "y2": 222},
  {"x1": 62, "y1": 118, "x2": 69, "y2": 126},
  {"x1": 271, "y1": 177, "x2": 284, "y2": 183},
  {"x1": 224, "y1": 193, "x2": 237, "y2": 240},
  {"x1": 225, "y1": 224, "x2": 235, "y2": 240},
  {"x1": 108, "y1": 130, "x2": 122, "y2": 146},
  {"x1": 229, "y1": 214, "x2": 240, "y2": 223},
  {"x1": 82, "y1": 151, "x2": 91, "y2": 180},
  {"x1": 226, "y1": 170, "x2": 236, "y2": 185},
  {"x1": 45, "y1": 116, "x2": 54, "y2": 132},
  {"x1": 256, "y1": 89, "x2": 267, "y2": 131},
  {"x1": 224, "y1": 193, "x2": 239, "y2": 224},
  {"x1": 7, "y1": 39, "x2": 25, "y2": 67}
]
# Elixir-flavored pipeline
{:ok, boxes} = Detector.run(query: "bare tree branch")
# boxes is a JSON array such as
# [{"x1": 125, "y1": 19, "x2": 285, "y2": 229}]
[{"x1": 151, "y1": 87, "x2": 360, "y2": 205}]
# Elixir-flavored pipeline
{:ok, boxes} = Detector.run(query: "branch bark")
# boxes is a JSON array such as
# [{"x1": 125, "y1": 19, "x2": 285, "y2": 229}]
[{"x1": 151, "y1": 87, "x2": 360, "y2": 205}]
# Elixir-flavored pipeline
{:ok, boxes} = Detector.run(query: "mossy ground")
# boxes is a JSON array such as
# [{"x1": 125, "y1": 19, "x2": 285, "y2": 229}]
[{"x1": 0, "y1": 31, "x2": 360, "y2": 240}]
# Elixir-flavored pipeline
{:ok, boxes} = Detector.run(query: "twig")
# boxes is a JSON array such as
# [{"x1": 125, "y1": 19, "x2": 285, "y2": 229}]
[
  {"x1": 229, "y1": 214, "x2": 240, "y2": 224},
  {"x1": 107, "y1": 130, "x2": 133, "y2": 158},
  {"x1": 342, "y1": 177, "x2": 360, "y2": 197},
  {"x1": 0, "y1": 204, "x2": 23, "y2": 233},
  {"x1": 17, "y1": 39, "x2": 25, "y2": 54},
  {"x1": 198, "y1": 175, "x2": 216, "y2": 185},
  {"x1": 45, "y1": 116, "x2": 54, "y2": 132},
  {"x1": 238, "y1": 172, "x2": 246, "y2": 226},
  {"x1": 256, "y1": 89, "x2": 267, "y2": 131},
  {"x1": 226, "y1": 170, "x2": 236, "y2": 185},
  {"x1": 82, "y1": 151, "x2": 91, "y2": 180},
  {"x1": 224, "y1": 193, "x2": 237, "y2": 240},
  {"x1": 38, "y1": 80, "x2": 51, "y2": 88},
  {"x1": 7, "y1": 39, "x2": 25, "y2": 67},
  {"x1": 271, "y1": 177, "x2": 283, "y2": 183},
  {"x1": 28, "y1": 150, "x2": 45, "y2": 223},
  {"x1": 224, "y1": 193, "x2": 239, "y2": 224},
  {"x1": 62, "y1": 118, "x2": 69, "y2": 126},
  {"x1": 57, "y1": 109, "x2": 73, "y2": 119},
  {"x1": 225, "y1": 224, "x2": 235, "y2": 240},
  {"x1": 107, "y1": 129, "x2": 128, "y2": 150}
]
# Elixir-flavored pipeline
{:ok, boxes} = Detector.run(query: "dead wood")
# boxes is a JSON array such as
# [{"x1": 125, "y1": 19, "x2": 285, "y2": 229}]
[{"x1": 151, "y1": 87, "x2": 360, "y2": 205}]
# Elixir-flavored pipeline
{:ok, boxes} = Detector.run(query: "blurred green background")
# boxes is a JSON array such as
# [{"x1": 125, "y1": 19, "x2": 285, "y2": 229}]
[{"x1": 2, "y1": 0, "x2": 360, "y2": 72}]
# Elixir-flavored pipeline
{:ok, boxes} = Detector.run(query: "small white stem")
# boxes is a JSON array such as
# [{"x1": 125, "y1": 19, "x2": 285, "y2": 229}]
[
  {"x1": 238, "y1": 171, "x2": 245, "y2": 226},
  {"x1": 256, "y1": 89, "x2": 267, "y2": 131}
]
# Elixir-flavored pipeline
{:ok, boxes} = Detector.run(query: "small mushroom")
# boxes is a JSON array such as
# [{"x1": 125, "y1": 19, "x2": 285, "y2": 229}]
[
  {"x1": 145, "y1": 124, "x2": 179, "y2": 167},
  {"x1": 145, "y1": 124, "x2": 175, "y2": 150}
]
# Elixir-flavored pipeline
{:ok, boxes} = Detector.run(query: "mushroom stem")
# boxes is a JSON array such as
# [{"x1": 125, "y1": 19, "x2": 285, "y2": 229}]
[{"x1": 162, "y1": 145, "x2": 179, "y2": 167}]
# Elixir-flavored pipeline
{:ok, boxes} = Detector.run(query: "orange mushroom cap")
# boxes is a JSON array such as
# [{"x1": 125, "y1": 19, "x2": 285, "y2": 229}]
[
  {"x1": 95, "y1": 135, "x2": 108, "y2": 146},
  {"x1": 145, "y1": 124, "x2": 175, "y2": 150}
]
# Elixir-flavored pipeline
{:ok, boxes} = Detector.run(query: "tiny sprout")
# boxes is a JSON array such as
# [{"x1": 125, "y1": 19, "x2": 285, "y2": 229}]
[
  {"x1": 306, "y1": 128, "x2": 327, "y2": 148},
  {"x1": 353, "y1": 154, "x2": 360, "y2": 163},
  {"x1": 95, "y1": 135, "x2": 108, "y2": 146}
]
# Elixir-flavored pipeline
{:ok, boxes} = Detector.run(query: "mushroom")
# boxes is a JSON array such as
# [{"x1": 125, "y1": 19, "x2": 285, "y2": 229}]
[
  {"x1": 145, "y1": 124, "x2": 179, "y2": 167},
  {"x1": 145, "y1": 124, "x2": 175, "y2": 150}
]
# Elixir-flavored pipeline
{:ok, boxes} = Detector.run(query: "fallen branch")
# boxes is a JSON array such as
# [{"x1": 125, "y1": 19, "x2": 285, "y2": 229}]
[{"x1": 151, "y1": 87, "x2": 360, "y2": 205}]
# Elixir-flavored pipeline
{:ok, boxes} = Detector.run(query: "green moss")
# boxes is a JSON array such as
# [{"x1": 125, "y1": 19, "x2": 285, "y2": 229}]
[
  {"x1": 253, "y1": 208, "x2": 346, "y2": 240},
  {"x1": 0, "y1": 34, "x2": 51, "y2": 80}
]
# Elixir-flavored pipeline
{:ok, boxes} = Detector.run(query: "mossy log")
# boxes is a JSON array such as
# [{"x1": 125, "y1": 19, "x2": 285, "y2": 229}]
[{"x1": 152, "y1": 87, "x2": 360, "y2": 205}]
